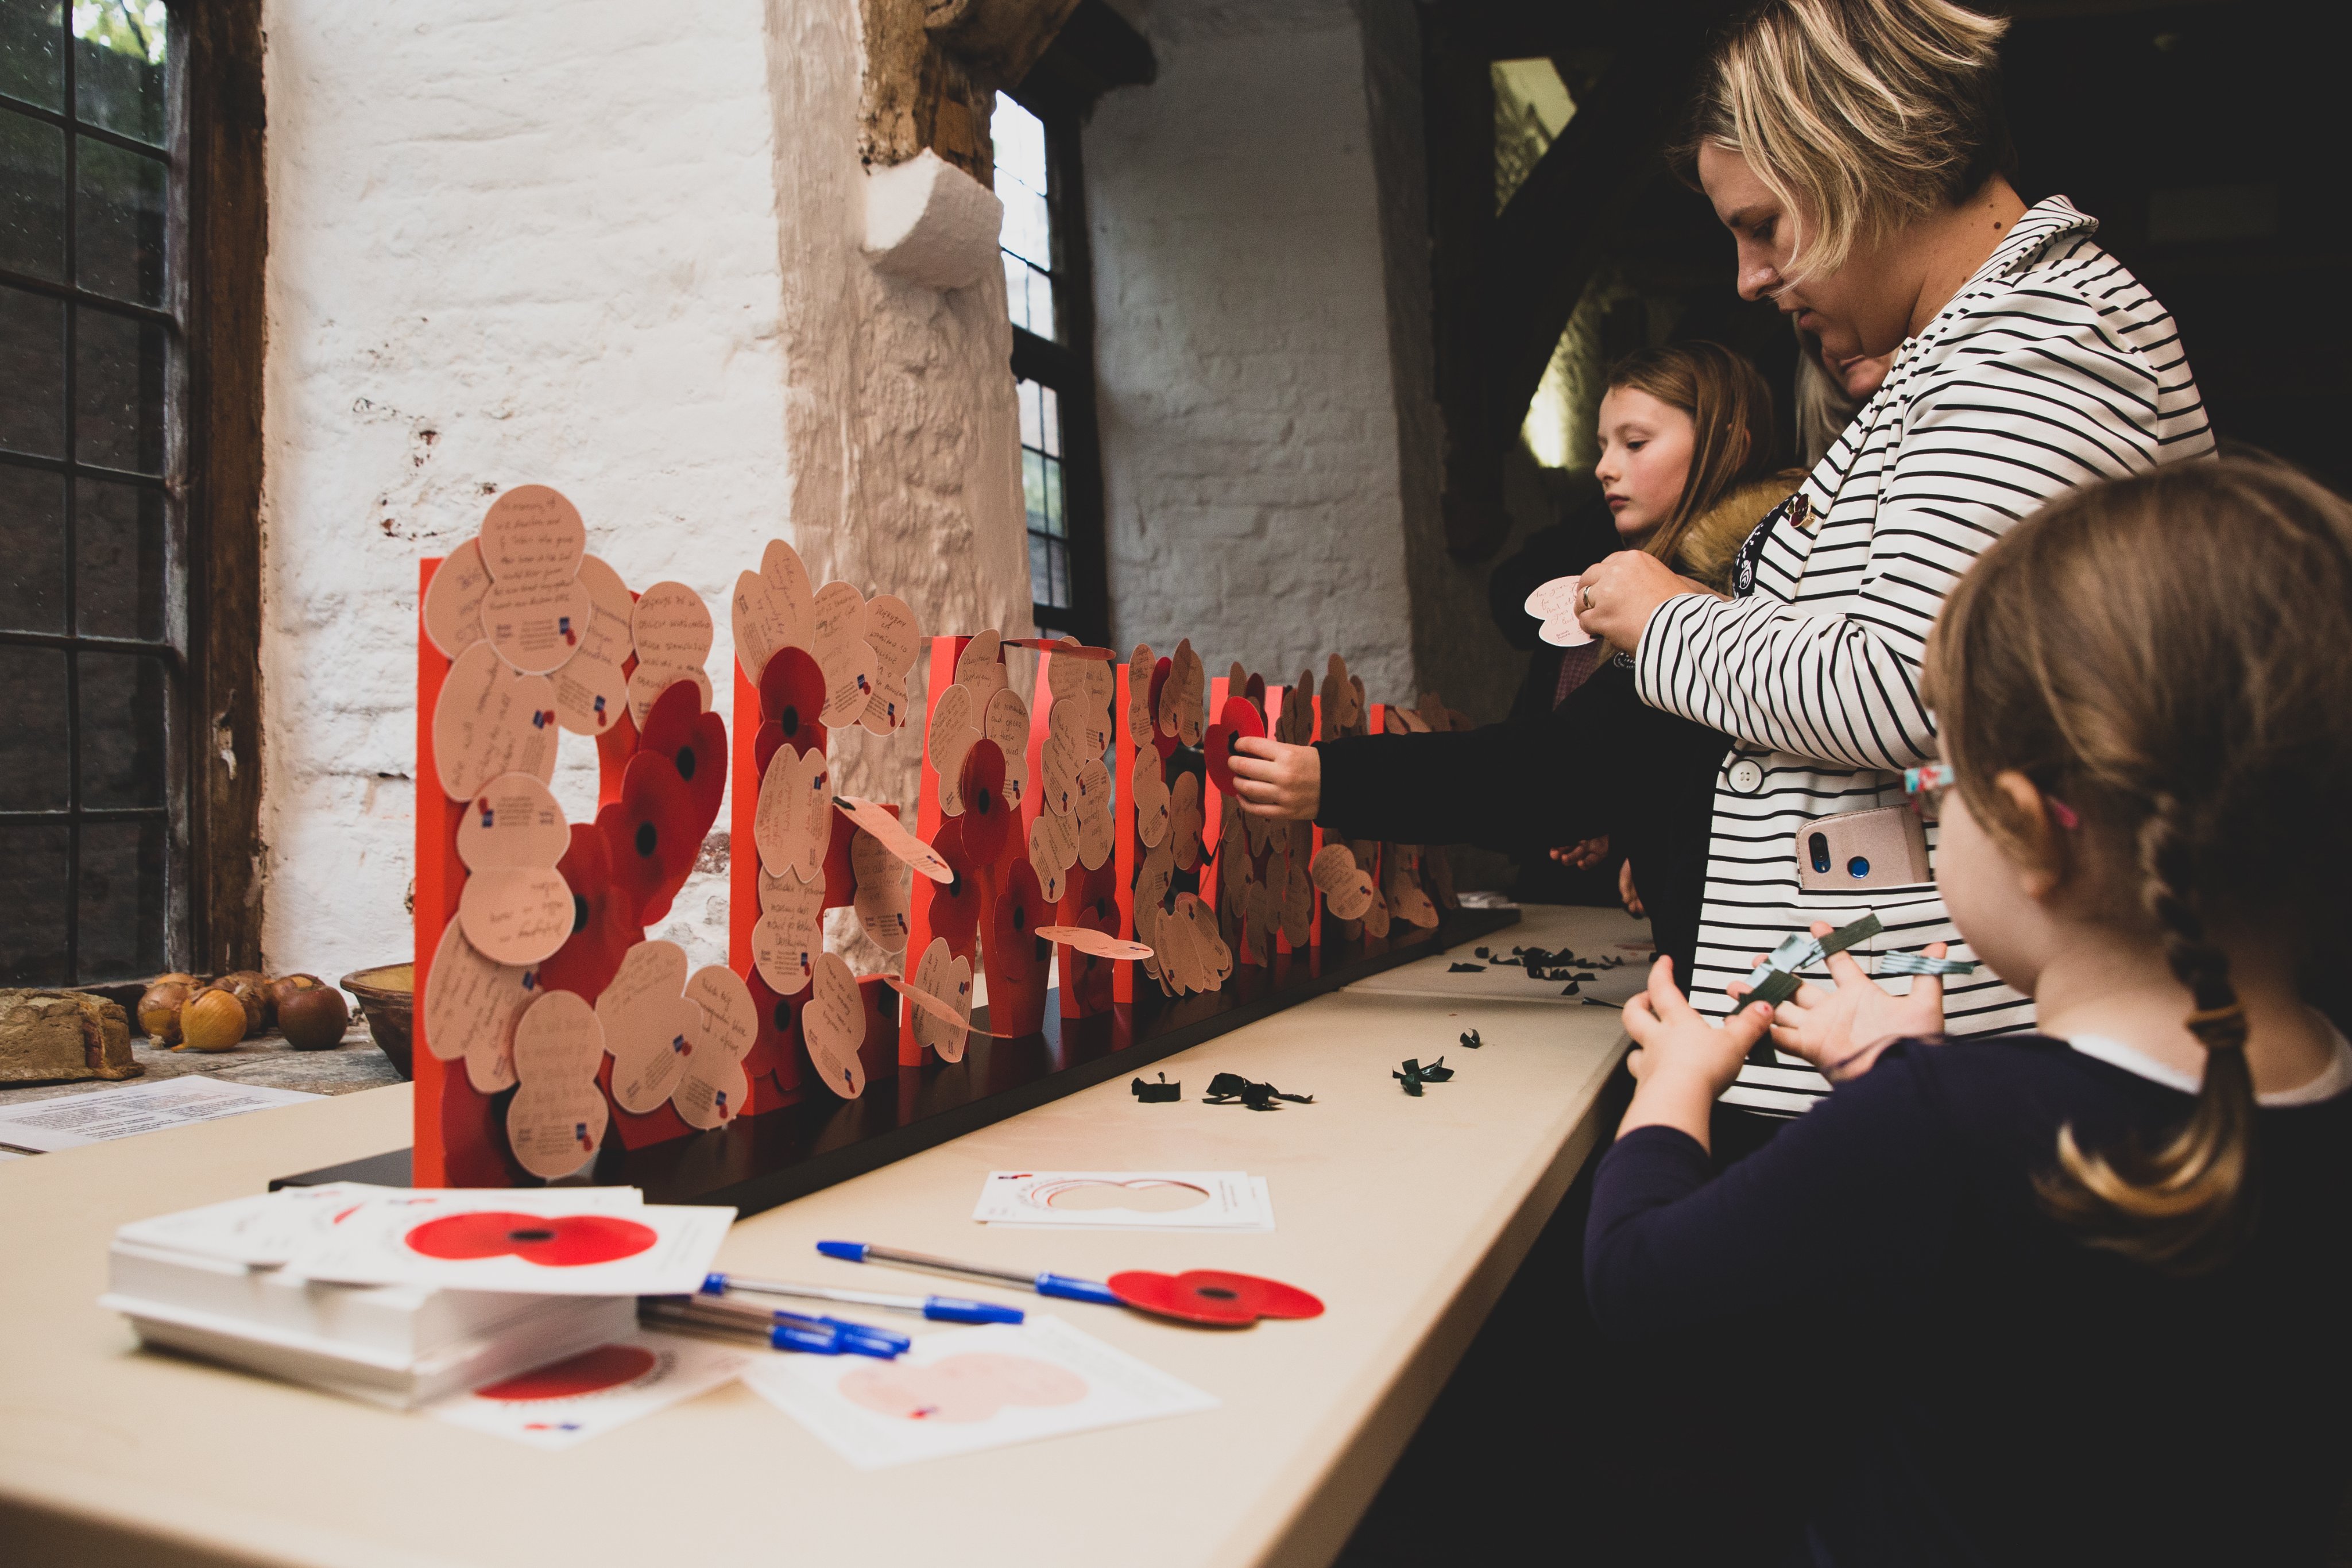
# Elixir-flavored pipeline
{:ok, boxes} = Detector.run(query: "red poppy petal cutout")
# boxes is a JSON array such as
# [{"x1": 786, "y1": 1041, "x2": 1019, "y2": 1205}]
[
  {"x1": 639, "y1": 679, "x2": 728, "y2": 843},
  {"x1": 404, "y1": 1212, "x2": 660, "y2": 1268},
  {"x1": 923, "y1": 815, "x2": 985, "y2": 958},
  {"x1": 1105, "y1": 1269, "x2": 1325, "y2": 1326},
  {"x1": 983, "y1": 854, "x2": 1051, "y2": 1035},
  {"x1": 1203, "y1": 696, "x2": 1265, "y2": 796},
  {"x1": 473, "y1": 1344, "x2": 658, "y2": 1401},
  {"x1": 598, "y1": 753, "x2": 699, "y2": 928},
  {"x1": 760, "y1": 645, "x2": 830, "y2": 755},
  {"x1": 539, "y1": 823, "x2": 638, "y2": 998},
  {"x1": 957, "y1": 738, "x2": 1013, "y2": 869},
  {"x1": 744, "y1": 964, "x2": 799, "y2": 1095}
]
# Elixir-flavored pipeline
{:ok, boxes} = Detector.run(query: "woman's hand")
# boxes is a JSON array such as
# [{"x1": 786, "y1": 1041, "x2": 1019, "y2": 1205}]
[
  {"x1": 1617, "y1": 957, "x2": 1773, "y2": 1149},
  {"x1": 1575, "y1": 550, "x2": 1714, "y2": 652},
  {"x1": 1550, "y1": 837, "x2": 1609, "y2": 871},
  {"x1": 1727, "y1": 924, "x2": 1949, "y2": 1083},
  {"x1": 1227, "y1": 735, "x2": 1320, "y2": 820},
  {"x1": 1618, "y1": 858, "x2": 1644, "y2": 917}
]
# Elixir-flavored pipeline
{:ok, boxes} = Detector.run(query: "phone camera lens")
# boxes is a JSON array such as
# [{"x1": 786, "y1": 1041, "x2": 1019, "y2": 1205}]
[
  {"x1": 1809, "y1": 833, "x2": 1831, "y2": 873},
  {"x1": 1847, "y1": 855, "x2": 1871, "y2": 879}
]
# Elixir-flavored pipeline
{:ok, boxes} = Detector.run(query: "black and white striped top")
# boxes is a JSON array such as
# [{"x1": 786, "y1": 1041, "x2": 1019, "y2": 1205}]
[{"x1": 1634, "y1": 198, "x2": 2212, "y2": 1116}]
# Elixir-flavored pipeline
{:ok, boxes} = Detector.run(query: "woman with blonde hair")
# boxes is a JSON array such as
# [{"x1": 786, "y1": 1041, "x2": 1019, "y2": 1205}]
[{"x1": 1575, "y1": 0, "x2": 2210, "y2": 1117}]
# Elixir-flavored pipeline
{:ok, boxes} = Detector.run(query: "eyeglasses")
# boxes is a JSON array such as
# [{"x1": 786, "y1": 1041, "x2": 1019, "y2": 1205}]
[
  {"x1": 1904, "y1": 762, "x2": 1952, "y2": 822},
  {"x1": 1903, "y1": 761, "x2": 2079, "y2": 830}
]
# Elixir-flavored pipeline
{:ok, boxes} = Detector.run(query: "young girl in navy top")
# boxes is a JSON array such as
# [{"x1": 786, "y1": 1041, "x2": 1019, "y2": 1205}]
[{"x1": 1585, "y1": 459, "x2": 2352, "y2": 1565}]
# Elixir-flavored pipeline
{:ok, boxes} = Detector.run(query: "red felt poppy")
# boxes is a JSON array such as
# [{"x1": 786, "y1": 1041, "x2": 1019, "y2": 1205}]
[
  {"x1": 537, "y1": 823, "x2": 643, "y2": 1000},
  {"x1": 956, "y1": 737, "x2": 1013, "y2": 870},
  {"x1": 1202, "y1": 695, "x2": 1266, "y2": 796},
  {"x1": 759, "y1": 645, "x2": 829, "y2": 756},
  {"x1": 637, "y1": 679, "x2": 727, "y2": 846},
  {"x1": 597, "y1": 752, "x2": 699, "y2": 928},
  {"x1": 922, "y1": 815, "x2": 985, "y2": 959},
  {"x1": 982, "y1": 855, "x2": 1051, "y2": 1036},
  {"x1": 1105, "y1": 1268, "x2": 1324, "y2": 1326},
  {"x1": 742, "y1": 964, "x2": 800, "y2": 1095}
]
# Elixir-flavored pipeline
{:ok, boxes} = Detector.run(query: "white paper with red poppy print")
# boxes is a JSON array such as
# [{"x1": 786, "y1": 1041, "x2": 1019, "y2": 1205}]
[
  {"x1": 742, "y1": 1315, "x2": 1216, "y2": 1469},
  {"x1": 424, "y1": 1330, "x2": 749, "y2": 1450},
  {"x1": 281, "y1": 1190, "x2": 733, "y2": 1296}
]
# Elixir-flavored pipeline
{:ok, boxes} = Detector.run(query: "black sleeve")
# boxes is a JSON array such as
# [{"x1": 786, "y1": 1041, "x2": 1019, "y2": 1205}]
[
  {"x1": 1583, "y1": 1044, "x2": 1960, "y2": 1341},
  {"x1": 1314, "y1": 702, "x2": 1629, "y2": 855}
]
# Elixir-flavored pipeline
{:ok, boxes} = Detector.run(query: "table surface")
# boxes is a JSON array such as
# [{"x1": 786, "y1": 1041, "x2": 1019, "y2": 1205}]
[
  {"x1": 0, "y1": 904, "x2": 1642, "y2": 1568},
  {"x1": 0, "y1": 1020, "x2": 405, "y2": 1113}
]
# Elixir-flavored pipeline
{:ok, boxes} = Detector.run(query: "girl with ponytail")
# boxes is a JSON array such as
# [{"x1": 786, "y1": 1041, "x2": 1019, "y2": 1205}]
[{"x1": 1583, "y1": 459, "x2": 2352, "y2": 1563}]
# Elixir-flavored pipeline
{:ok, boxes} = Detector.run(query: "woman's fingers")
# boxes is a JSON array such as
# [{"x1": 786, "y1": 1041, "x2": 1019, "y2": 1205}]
[{"x1": 1641, "y1": 955, "x2": 1696, "y2": 1024}]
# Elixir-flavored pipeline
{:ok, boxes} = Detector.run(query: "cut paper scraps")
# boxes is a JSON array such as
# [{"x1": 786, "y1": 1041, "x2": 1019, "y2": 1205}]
[{"x1": 742, "y1": 1315, "x2": 1217, "y2": 1469}]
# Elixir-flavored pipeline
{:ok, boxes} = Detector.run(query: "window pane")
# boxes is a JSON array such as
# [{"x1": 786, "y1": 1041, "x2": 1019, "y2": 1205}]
[
  {"x1": 0, "y1": 642, "x2": 69, "y2": 809},
  {"x1": 1023, "y1": 447, "x2": 1046, "y2": 530},
  {"x1": 1018, "y1": 378, "x2": 1040, "y2": 450},
  {"x1": 0, "y1": 284, "x2": 65, "y2": 458},
  {"x1": 1028, "y1": 531, "x2": 1050, "y2": 608},
  {"x1": 0, "y1": 0, "x2": 64, "y2": 111},
  {"x1": 76, "y1": 649, "x2": 166, "y2": 807},
  {"x1": 0, "y1": 106, "x2": 64, "y2": 280},
  {"x1": 993, "y1": 96, "x2": 1048, "y2": 198},
  {"x1": 1039, "y1": 385, "x2": 1061, "y2": 459},
  {"x1": 0, "y1": 461, "x2": 64, "y2": 631},
  {"x1": 1002, "y1": 251, "x2": 1032, "y2": 336},
  {"x1": 72, "y1": 0, "x2": 165, "y2": 146},
  {"x1": 1002, "y1": 185, "x2": 1051, "y2": 272},
  {"x1": 0, "y1": 822, "x2": 71, "y2": 984},
  {"x1": 75, "y1": 136, "x2": 166, "y2": 306},
  {"x1": 1048, "y1": 537, "x2": 1069, "y2": 610},
  {"x1": 1042, "y1": 454, "x2": 1062, "y2": 534},
  {"x1": 72, "y1": 304, "x2": 164, "y2": 473},
  {"x1": 1020, "y1": 262, "x2": 1053, "y2": 339},
  {"x1": 74, "y1": 475, "x2": 162, "y2": 638},
  {"x1": 78, "y1": 814, "x2": 165, "y2": 978}
]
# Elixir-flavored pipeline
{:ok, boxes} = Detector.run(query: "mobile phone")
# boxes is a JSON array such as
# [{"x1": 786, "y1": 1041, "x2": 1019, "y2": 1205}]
[{"x1": 1794, "y1": 805, "x2": 1932, "y2": 892}]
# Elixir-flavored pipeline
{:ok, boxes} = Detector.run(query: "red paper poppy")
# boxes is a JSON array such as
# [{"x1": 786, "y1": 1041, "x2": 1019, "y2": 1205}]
[
  {"x1": 956, "y1": 737, "x2": 1014, "y2": 869},
  {"x1": 597, "y1": 752, "x2": 699, "y2": 928},
  {"x1": 753, "y1": 719, "x2": 784, "y2": 779},
  {"x1": 922, "y1": 815, "x2": 985, "y2": 959},
  {"x1": 1105, "y1": 1268, "x2": 1324, "y2": 1326},
  {"x1": 637, "y1": 679, "x2": 727, "y2": 845},
  {"x1": 1202, "y1": 695, "x2": 1266, "y2": 796},
  {"x1": 405, "y1": 1211, "x2": 658, "y2": 1268},
  {"x1": 983, "y1": 855, "x2": 1051, "y2": 1036},
  {"x1": 759, "y1": 645, "x2": 829, "y2": 756},
  {"x1": 537, "y1": 823, "x2": 643, "y2": 1000},
  {"x1": 742, "y1": 964, "x2": 800, "y2": 1096}
]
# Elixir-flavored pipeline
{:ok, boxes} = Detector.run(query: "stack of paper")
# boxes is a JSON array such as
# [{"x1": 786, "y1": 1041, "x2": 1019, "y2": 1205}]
[
  {"x1": 102, "y1": 1183, "x2": 733, "y2": 1409},
  {"x1": 973, "y1": 1171, "x2": 1274, "y2": 1232}
]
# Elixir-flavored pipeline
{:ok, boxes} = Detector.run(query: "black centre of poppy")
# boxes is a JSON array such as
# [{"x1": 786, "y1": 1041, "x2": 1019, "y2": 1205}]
[
  {"x1": 772, "y1": 1001, "x2": 791, "y2": 1031},
  {"x1": 507, "y1": 1226, "x2": 558, "y2": 1244},
  {"x1": 948, "y1": 872, "x2": 964, "y2": 897},
  {"x1": 780, "y1": 706, "x2": 800, "y2": 737},
  {"x1": 572, "y1": 894, "x2": 590, "y2": 934},
  {"x1": 1196, "y1": 1285, "x2": 1239, "y2": 1300},
  {"x1": 636, "y1": 822, "x2": 657, "y2": 858},
  {"x1": 675, "y1": 745, "x2": 697, "y2": 781},
  {"x1": 1012, "y1": 906, "x2": 1026, "y2": 932},
  {"x1": 974, "y1": 785, "x2": 992, "y2": 815}
]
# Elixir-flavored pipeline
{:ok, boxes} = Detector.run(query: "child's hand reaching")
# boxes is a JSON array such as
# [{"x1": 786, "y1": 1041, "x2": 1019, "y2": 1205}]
[
  {"x1": 1728, "y1": 924, "x2": 1950, "y2": 1082},
  {"x1": 1616, "y1": 957, "x2": 1774, "y2": 1148}
]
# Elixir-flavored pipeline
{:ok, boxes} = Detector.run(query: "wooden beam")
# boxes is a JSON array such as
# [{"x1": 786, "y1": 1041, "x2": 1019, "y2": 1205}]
[
  {"x1": 175, "y1": 0, "x2": 268, "y2": 975},
  {"x1": 1482, "y1": 1, "x2": 1735, "y2": 449}
]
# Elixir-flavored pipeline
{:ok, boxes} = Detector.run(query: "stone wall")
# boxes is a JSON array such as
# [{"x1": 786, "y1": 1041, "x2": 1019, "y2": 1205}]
[{"x1": 256, "y1": 0, "x2": 1028, "y2": 982}]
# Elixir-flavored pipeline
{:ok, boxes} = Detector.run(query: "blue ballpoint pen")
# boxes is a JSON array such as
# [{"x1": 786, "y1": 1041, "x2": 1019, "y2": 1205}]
[
  {"x1": 701, "y1": 1270, "x2": 1025, "y2": 1326},
  {"x1": 640, "y1": 1295, "x2": 857, "y2": 1355},
  {"x1": 817, "y1": 1240, "x2": 1123, "y2": 1306}
]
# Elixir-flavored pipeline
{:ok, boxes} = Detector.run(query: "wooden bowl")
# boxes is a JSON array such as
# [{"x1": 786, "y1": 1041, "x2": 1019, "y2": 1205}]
[{"x1": 340, "y1": 964, "x2": 415, "y2": 1080}]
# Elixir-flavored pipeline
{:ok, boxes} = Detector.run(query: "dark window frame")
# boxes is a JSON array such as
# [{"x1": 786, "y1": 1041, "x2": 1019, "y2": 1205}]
[
  {"x1": 1002, "y1": 84, "x2": 1110, "y2": 650},
  {"x1": 0, "y1": 0, "x2": 264, "y2": 984}
]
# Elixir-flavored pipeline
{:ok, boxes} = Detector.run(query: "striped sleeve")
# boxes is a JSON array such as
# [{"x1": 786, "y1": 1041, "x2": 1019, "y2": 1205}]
[{"x1": 1634, "y1": 319, "x2": 2178, "y2": 772}]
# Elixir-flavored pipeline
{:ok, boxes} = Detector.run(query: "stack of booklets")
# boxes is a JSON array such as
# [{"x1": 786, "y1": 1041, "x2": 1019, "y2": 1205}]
[{"x1": 102, "y1": 1183, "x2": 734, "y2": 1408}]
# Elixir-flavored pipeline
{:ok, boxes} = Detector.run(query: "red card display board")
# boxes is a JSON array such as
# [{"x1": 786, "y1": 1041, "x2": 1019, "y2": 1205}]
[{"x1": 351, "y1": 537, "x2": 1514, "y2": 1218}]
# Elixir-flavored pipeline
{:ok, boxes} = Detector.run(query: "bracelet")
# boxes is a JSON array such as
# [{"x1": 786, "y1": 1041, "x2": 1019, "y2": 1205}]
[
  {"x1": 1875, "y1": 951, "x2": 1976, "y2": 977},
  {"x1": 1741, "y1": 913, "x2": 1883, "y2": 1007}
]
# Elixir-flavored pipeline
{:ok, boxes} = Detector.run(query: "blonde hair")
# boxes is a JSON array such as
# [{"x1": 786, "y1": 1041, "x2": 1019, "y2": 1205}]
[
  {"x1": 1692, "y1": 0, "x2": 2013, "y2": 281},
  {"x1": 1923, "y1": 460, "x2": 2352, "y2": 1274}
]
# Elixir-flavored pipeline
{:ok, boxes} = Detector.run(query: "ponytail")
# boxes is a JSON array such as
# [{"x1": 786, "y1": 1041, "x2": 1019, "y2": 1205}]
[{"x1": 2038, "y1": 797, "x2": 2257, "y2": 1274}]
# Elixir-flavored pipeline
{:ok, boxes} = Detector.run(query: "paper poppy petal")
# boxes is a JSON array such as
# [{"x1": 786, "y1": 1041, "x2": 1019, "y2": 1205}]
[
  {"x1": 956, "y1": 738, "x2": 1014, "y2": 869},
  {"x1": 759, "y1": 645, "x2": 830, "y2": 756},
  {"x1": 537, "y1": 823, "x2": 641, "y2": 998},
  {"x1": 597, "y1": 753, "x2": 699, "y2": 928},
  {"x1": 742, "y1": 964, "x2": 799, "y2": 1095},
  {"x1": 982, "y1": 855, "x2": 1051, "y2": 1035},
  {"x1": 923, "y1": 815, "x2": 985, "y2": 958},
  {"x1": 638, "y1": 679, "x2": 728, "y2": 844},
  {"x1": 1203, "y1": 695, "x2": 1265, "y2": 796}
]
